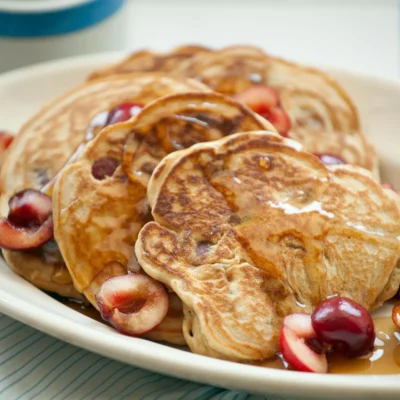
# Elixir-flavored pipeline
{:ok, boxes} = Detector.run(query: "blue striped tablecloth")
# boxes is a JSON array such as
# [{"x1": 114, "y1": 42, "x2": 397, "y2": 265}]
[{"x1": 0, "y1": 313, "x2": 287, "y2": 400}]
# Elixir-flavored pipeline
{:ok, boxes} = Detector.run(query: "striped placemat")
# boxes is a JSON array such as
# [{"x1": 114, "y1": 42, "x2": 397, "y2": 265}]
[{"x1": 0, "y1": 313, "x2": 290, "y2": 400}]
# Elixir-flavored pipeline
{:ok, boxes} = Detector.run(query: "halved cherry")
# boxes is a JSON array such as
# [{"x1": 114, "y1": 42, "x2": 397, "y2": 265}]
[
  {"x1": 0, "y1": 131, "x2": 14, "y2": 151},
  {"x1": 267, "y1": 108, "x2": 291, "y2": 137},
  {"x1": 392, "y1": 304, "x2": 400, "y2": 328},
  {"x1": 96, "y1": 274, "x2": 169, "y2": 336},
  {"x1": 280, "y1": 313, "x2": 328, "y2": 373},
  {"x1": 0, "y1": 189, "x2": 53, "y2": 250},
  {"x1": 0, "y1": 217, "x2": 53, "y2": 250},
  {"x1": 313, "y1": 153, "x2": 346, "y2": 166},
  {"x1": 8, "y1": 189, "x2": 52, "y2": 227},
  {"x1": 105, "y1": 103, "x2": 143, "y2": 126},
  {"x1": 234, "y1": 85, "x2": 279, "y2": 111},
  {"x1": 234, "y1": 85, "x2": 291, "y2": 136}
]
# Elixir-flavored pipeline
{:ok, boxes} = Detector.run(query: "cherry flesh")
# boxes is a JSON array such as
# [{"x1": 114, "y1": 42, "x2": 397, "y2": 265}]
[
  {"x1": 96, "y1": 274, "x2": 169, "y2": 336},
  {"x1": 0, "y1": 189, "x2": 53, "y2": 250},
  {"x1": 0, "y1": 131, "x2": 14, "y2": 150},
  {"x1": 234, "y1": 85, "x2": 291, "y2": 137},
  {"x1": 280, "y1": 313, "x2": 328, "y2": 373},
  {"x1": 7, "y1": 189, "x2": 52, "y2": 227}
]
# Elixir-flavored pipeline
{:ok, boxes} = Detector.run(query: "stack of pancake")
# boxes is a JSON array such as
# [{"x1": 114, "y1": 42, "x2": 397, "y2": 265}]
[{"x1": 1, "y1": 45, "x2": 399, "y2": 363}]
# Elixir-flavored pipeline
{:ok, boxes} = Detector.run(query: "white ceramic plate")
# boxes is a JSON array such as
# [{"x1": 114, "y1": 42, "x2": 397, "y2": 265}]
[{"x1": 0, "y1": 54, "x2": 399, "y2": 400}]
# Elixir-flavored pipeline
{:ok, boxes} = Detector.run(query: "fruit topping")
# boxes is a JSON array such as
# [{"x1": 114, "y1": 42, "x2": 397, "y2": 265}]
[
  {"x1": 266, "y1": 108, "x2": 291, "y2": 136},
  {"x1": 0, "y1": 189, "x2": 53, "y2": 250},
  {"x1": 392, "y1": 304, "x2": 400, "y2": 328},
  {"x1": 0, "y1": 130, "x2": 14, "y2": 151},
  {"x1": 0, "y1": 217, "x2": 53, "y2": 250},
  {"x1": 7, "y1": 189, "x2": 52, "y2": 227},
  {"x1": 311, "y1": 296, "x2": 375, "y2": 358},
  {"x1": 235, "y1": 85, "x2": 279, "y2": 110},
  {"x1": 280, "y1": 313, "x2": 328, "y2": 373},
  {"x1": 280, "y1": 297, "x2": 375, "y2": 372},
  {"x1": 96, "y1": 274, "x2": 169, "y2": 336},
  {"x1": 105, "y1": 103, "x2": 143, "y2": 126},
  {"x1": 91, "y1": 157, "x2": 119, "y2": 180},
  {"x1": 234, "y1": 85, "x2": 291, "y2": 137},
  {"x1": 313, "y1": 153, "x2": 346, "y2": 166}
]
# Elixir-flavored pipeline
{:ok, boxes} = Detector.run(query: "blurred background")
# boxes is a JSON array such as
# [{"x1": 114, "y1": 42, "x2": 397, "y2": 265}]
[{"x1": 0, "y1": 0, "x2": 398, "y2": 77}]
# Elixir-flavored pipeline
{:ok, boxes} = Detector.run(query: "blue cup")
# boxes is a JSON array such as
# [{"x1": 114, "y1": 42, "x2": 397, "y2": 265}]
[{"x1": 0, "y1": 0, "x2": 127, "y2": 72}]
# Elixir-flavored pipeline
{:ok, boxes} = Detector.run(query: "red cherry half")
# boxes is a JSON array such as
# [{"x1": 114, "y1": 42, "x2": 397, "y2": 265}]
[
  {"x1": 0, "y1": 131, "x2": 13, "y2": 150},
  {"x1": 8, "y1": 189, "x2": 52, "y2": 227},
  {"x1": 0, "y1": 189, "x2": 53, "y2": 250},
  {"x1": 96, "y1": 274, "x2": 169, "y2": 336},
  {"x1": 280, "y1": 313, "x2": 328, "y2": 373},
  {"x1": 234, "y1": 85, "x2": 291, "y2": 137}
]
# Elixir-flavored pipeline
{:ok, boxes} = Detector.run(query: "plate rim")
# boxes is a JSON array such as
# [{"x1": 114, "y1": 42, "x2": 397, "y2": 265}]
[{"x1": 0, "y1": 52, "x2": 399, "y2": 399}]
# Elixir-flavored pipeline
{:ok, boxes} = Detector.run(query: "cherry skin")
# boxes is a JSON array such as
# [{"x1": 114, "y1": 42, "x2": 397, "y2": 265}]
[
  {"x1": 0, "y1": 131, "x2": 14, "y2": 150},
  {"x1": 311, "y1": 296, "x2": 375, "y2": 358},
  {"x1": 392, "y1": 304, "x2": 400, "y2": 328},
  {"x1": 234, "y1": 85, "x2": 291, "y2": 136},
  {"x1": 105, "y1": 103, "x2": 143, "y2": 126}
]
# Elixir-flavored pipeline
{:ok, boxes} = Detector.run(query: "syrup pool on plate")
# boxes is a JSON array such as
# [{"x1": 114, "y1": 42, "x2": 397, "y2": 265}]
[
  {"x1": 255, "y1": 315, "x2": 400, "y2": 374},
  {"x1": 59, "y1": 295, "x2": 400, "y2": 374}
]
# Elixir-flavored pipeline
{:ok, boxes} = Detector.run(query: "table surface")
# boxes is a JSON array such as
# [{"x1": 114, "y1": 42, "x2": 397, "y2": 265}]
[{"x1": 0, "y1": 1, "x2": 399, "y2": 399}]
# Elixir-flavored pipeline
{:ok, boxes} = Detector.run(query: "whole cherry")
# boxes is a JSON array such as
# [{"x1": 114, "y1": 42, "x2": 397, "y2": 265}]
[{"x1": 311, "y1": 296, "x2": 375, "y2": 358}]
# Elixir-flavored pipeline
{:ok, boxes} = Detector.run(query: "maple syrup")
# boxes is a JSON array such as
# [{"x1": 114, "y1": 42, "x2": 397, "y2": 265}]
[
  {"x1": 60, "y1": 293, "x2": 400, "y2": 375},
  {"x1": 254, "y1": 316, "x2": 400, "y2": 374}
]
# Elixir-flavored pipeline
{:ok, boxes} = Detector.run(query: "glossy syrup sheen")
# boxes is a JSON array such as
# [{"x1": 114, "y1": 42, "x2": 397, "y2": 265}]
[
  {"x1": 61, "y1": 296, "x2": 400, "y2": 375},
  {"x1": 255, "y1": 316, "x2": 400, "y2": 374}
]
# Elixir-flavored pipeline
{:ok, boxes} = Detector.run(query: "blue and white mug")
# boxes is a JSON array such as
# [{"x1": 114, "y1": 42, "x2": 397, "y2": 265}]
[{"x1": 0, "y1": 0, "x2": 128, "y2": 73}]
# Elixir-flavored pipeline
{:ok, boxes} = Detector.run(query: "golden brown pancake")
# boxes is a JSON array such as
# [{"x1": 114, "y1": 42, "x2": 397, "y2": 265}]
[
  {"x1": 135, "y1": 131, "x2": 400, "y2": 362},
  {"x1": 88, "y1": 45, "x2": 212, "y2": 81},
  {"x1": 88, "y1": 45, "x2": 378, "y2": 177},
  {"x1": 176, "y1": 46, "x2": 378, "y2": 177},
  {"x1": 0, "y1": 74, "x2": 210, "y2": 299},
  {"x1": 52, "y1": 93, "x2": 276, "y2": 342}
]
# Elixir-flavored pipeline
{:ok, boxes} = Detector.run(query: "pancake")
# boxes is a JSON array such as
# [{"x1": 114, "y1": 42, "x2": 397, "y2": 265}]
[
  {"x1": 53, "y1": 92, "x2": 276, "y2": 305},
  {"x1": 88, "y1": 45, "x2": 379, "y2": 177},
  {"x1": 175, "y1": 46, "x2": 378, "y2": 177},
  {"x1": 52, "y1": 93, "x2": 276, "y2": 342},
  {"x1": 135, "y1": 131, "x2": 400, "y2": 362},
  {"x1": 0, "y1": 74, "x2": 210, "y2": 299},
  {"x1": 88, "y1": 45, "x2": 212, "y2": 81}
]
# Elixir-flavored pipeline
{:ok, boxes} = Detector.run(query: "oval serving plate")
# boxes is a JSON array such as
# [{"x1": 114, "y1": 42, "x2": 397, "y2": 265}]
[{"x1": 0, "y1": 53, "x2": 399, "y2": 399}]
